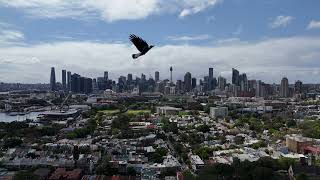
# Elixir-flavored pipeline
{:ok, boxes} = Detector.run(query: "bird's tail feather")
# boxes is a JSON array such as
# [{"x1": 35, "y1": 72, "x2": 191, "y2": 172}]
[{"x1": 132, "y1": 53, "x2": 141, "y2": 59}]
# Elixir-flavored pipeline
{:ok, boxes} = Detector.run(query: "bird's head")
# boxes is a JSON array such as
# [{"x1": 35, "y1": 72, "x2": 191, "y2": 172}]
[{"x1": 150, "y1": 45, "x2": 155, "y2": 49}]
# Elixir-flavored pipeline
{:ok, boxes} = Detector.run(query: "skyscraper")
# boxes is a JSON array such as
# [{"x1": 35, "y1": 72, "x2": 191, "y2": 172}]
[
  {"x1": 280, "y1": 77, "x2": 289, "y2": 97},
  {"x1": 84, "y1": 78, "x2": 93, "y2": 94},
  {"x1": 218, "y1": 76, "x2": 226, "y2": 91},
  {"x1": 92, "y1": 78, "x2": 97, "y2": 91},
  {"x1": 141, "y1": 73, "x2": 146, "y2": 81},
  {"x1": 67, "y1": 71, "x2": 71, "y2": 91},
  {"x1": 209, "y1": 68, "x2": 213, "y2": 79},
  {"x1": 232, "y1": 68, "x2": 240, "y2": 86},
  {"x1": 155, "y1": 71, "x2": 160, "y2": 82},
  {"x1": 170, "y1": 67, "x2": 173, "y2": 83},
  {"x1": 295, "y1": 80, "x2": 303, "y2": 94},
  {"x1": 50, "y1": 67, "x2": 56, "y2": 91},
  {"x1": 71, "y1": 73, "x2": 92, "y2": 94},
  {"x1": 118, "y1": 76, "x2": 126, "y2": 85},
  {"x1": 208, "y1": 67, "x2": 214, "y2": 90},
  {"x1": 239, "y1": 73, "x2": 248, "y2": 92},
  {"x1": 203, "y1": 76, "x2": 209, "y2": 92},
  {"x1": 175, "y1": 80, "x2": 182, "y2": 93},
  {"x1": 127, "y1": 74, "x2": 133, "y2": 84},
  {"x1": 62, "y1": 70, "x2": 66, "y2": 90},
  {"x1": 104, "y1": 71, "x2": 108, "y2": 80},
  {"x1": 184, "y1": 72, "x2": 192, "y2": 92},
  {"x1": 192, "y1": 78, "x2": 197, "y2": 89},
  {"x1": 71, "y1": 73, "x2": 81, "y2": 93},
  {"x1": 256, "y1": 80, "x2": 264, "y2": 97},
  {"x1": 248, "y1": 80, "x2": 257, "y2": 93}
]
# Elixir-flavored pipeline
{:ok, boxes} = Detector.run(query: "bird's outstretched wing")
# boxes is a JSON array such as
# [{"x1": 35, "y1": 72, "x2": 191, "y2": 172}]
[{"x1": 129, "y1": 34, "x2": 149, "y2": 52}]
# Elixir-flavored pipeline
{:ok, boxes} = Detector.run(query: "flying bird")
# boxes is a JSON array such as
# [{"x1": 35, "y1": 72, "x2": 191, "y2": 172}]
[{"x1": 129, "y1": 34, "x2": 154, "y2": 59}]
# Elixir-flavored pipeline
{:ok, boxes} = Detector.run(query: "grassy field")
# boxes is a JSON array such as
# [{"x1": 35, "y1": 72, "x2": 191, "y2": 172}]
[{"x1": 126, "y1": 110, "x2": 151, "y2": 115}]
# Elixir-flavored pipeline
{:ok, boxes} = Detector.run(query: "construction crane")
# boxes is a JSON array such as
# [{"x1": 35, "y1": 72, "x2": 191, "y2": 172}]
[{"x1": 59, "y1": 94, "x2": 71, "y2": 111}]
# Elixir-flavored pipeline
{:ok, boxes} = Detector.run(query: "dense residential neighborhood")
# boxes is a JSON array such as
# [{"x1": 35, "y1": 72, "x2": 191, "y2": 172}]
[{"x1": 1, "y1": 67, "x2": 320, "y2": 180}]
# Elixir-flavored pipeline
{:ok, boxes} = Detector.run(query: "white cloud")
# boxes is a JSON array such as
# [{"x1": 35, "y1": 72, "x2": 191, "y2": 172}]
[
  {"x1": 179, "y1": 0, "x2": 222, "y2": 18},
  {"x1": 1, "y1": 36, "x2": 320, "y2": 84},
  {"x1": 167, "y1": 34, "x2": 211, "y2": 41},
  {"x1": 270, "y1": 15, "x2": 294, "y2": 29},
  {"x1": 0, "y1": 22, "x2": 25, "y2": 46},
  {"x1": 216, "y1": 38, "x2": 246, "y2": 45},
  {"x1": 0, "y1": 0, "x2": 222, "y2": 22},
  {"x1": 307, "y1": 20, "x2": 320, "y2": 30}
]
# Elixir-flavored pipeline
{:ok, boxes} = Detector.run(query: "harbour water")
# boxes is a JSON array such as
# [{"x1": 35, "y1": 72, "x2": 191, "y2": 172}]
[{"x1": 0, "y1": 112, "x2": 42, "y2": 122}]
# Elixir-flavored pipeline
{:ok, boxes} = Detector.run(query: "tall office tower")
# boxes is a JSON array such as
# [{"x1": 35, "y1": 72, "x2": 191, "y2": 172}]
[
  {"x1": 208, "y1": 67, "x2": 214, "y2": 90},
  {"x1": 218, "y1": 76, "x2": 226, "y2": 91},
  {"x1": 256, "y1": 80, "x2": 263, "y2": 97},
  {"x1": 135, "y1": 77, "x2": 141, "y2": 83},
  {"x1": 50, "y1": 67, "x2": 56, "y2": 91},
  {"x1": 62, "y1": 70, "x2": 66, "y2": 90},
  {"x1": 118, "y1": 76, "x2": 126, "y2": 85},
  {"x1": 209, "y1": 67, "x2": 213, "y2": 79},
  {"x1": 248, "y1": 80, "x2": 257, "y2": 93},
  {"x1": 141, "y1": 73, "x2": 146, "y2": 81},
  {"x1": 295, "y1": 80, "x2": 303, "y2": 94},
  {"x1": 170, "y1": 67, "x2": 173, "y2": 83},
  {"x1": 264, "y1": 83, "x2": 274, "y2": 97},
  {"x1": 204, "y1": 76, "x2": 209, "y2": 85},
  {"x1": 84, "y1": 78, "x2": 93, "y2": 94},
  {"x1": 192, "y1": 78, "x2": 197, "y2": 89},
  {"x1": 104, "y1": 71, "x2": 108, "y2": 80},
  {"x1": 71, "y1": 73, "x2": 81, "y2": 93},
  {"x1": 80, "y1": 76, "x2": 85, "y2": 93},
  {"x1": 213, "y1": 78, "x2": 217, "y2": 89},
  {"x1": 127, "y1": 74, "x2": 133, "y2": 84},
  {"x1": 203, "y1": 76, "x2": 209, "y2": 92},
  {"x1": 118, "y1": 76, "x2": 127, "y2": 92},
  {"x1": 176, "y1": 80, "x2": 183, "y2": 94},
  {"x1": 155, "y1": 71, "x2": 160, "y2": 82},
  {"x1": 232, "y1": 68, "x2": 240, "y2": 86},
  {"x1": 67, "y1": 71, "x2": 71, "y2": 91},
  {"x1": 280, "y1": 77, "x2": 289, "y2": 97},
  {"x1": 92, "y1": 78, "x2": 98, "y2": 91},
  {"x1": 240, "y1": 73, "x2": 248, "y2": 92},
  {"x1": 184, "y1": 72, "x2": 192, "y2": 92},
  {"x1": 97, "y1": 77, "x2": 106, "y2": 90}
]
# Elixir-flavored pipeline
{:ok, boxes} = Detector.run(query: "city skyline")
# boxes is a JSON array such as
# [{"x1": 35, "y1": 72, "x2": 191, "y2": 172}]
[
  {"x1": 2, "y1": 2, "x2": 320, "y2": 179},
  {"x1": 49, "y1": 66, "x2": 303, "y2": 88},
  {"x1": 1, "y1": 1, "x2": 320, "y2": 83}
]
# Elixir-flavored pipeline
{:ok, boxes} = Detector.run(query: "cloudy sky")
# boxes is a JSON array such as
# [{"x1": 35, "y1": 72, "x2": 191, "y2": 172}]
[{"x1": 0, "y1": 0, "x2": 320, "y2": 84}]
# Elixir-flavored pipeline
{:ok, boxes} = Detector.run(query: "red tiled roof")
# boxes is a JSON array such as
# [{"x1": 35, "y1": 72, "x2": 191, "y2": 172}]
[
  {"x1": 49, "y1": 168, "x2": 82, "y2": 180},
  {"x1": 66, "y1": 169, "x2": 82, "y2": 180},
  {"x1": 49, "y1": 168, "x2": 66, "y2": 180},
  {"x1": 304, "y1": 146, "x2": 320, "y2": 154},
  {"x1": 0, "y1": 176, "x2": 13, "y2": 180}
]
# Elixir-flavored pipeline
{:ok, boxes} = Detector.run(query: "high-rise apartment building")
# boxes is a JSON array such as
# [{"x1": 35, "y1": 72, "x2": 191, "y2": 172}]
[
  {"x1": 232, "y1": 68, "x2": 240, "y2": 86},
  {"x1": 62, "y1": 70, "x2": 66, "y2": 90},
  {"x1": 280, "y1": 77, "x2": 289, "y2": 97},
  {"x1": 50, "y1": 67, "x2": 56, "y2": 91},
  {"x1": 155, "y1": 71, "x2": 159, "y2": 82},
  {"x1": 67, "y1": 71, "x2": 71, "y2": 91},
  {"x1": 184, "y1": 72, "x2": 192, "y2": 92},
  {"x1": 192, "y1": 78, "x2": 197, "y2": 89}
]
